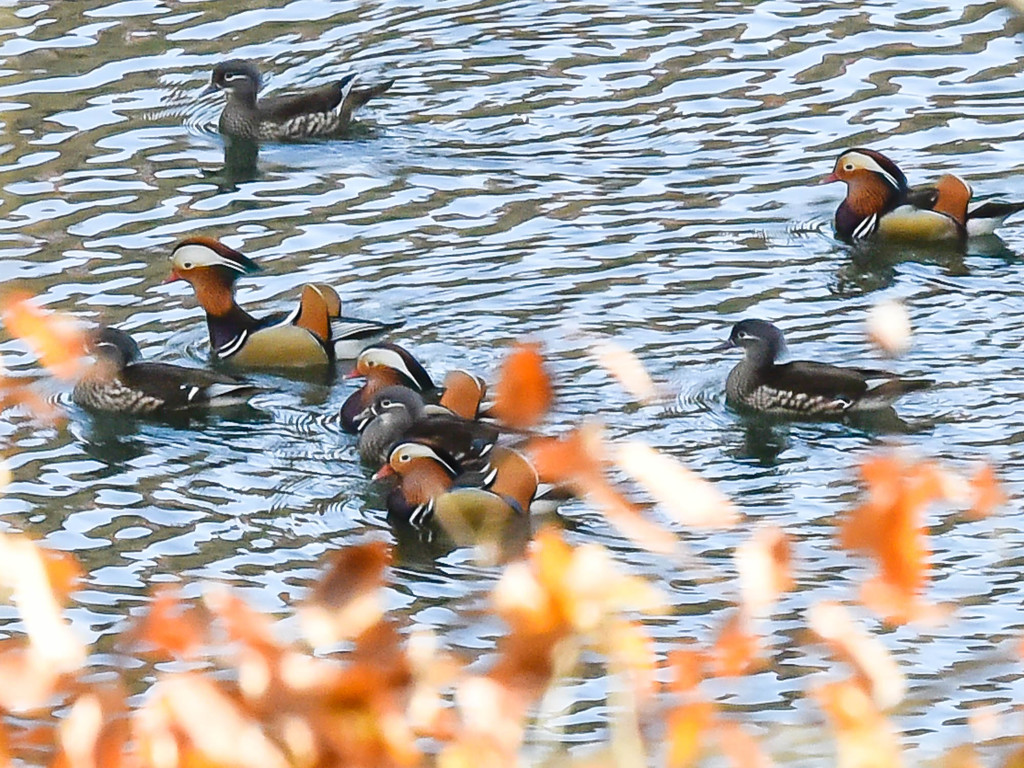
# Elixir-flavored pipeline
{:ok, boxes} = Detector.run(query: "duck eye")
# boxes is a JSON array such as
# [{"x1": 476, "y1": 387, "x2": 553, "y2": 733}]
[
  {"x1": 380, "y1": 399, "x2": 392, "y2": 408},
  {"x1": 843, "y1": 163, "x2": 854, "y2": 172},
  {"x1": 399, "y1": 454, "x2": 410, "y2": 463},
  {"x1": 181, "y1": 261, "x2": 193, "y2": 270}
]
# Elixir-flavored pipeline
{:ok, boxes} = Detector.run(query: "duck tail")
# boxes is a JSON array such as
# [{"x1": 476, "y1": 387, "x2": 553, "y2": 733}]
[
  {"x1": 967, "y1": 201, "x2": 1024, "y2": 236},
  {"x1": 348, "y1": 78, "x2": 395, "y2": 111},
  {"x1": 861, "y1": 377, "x2": 932, "y2": 409}
]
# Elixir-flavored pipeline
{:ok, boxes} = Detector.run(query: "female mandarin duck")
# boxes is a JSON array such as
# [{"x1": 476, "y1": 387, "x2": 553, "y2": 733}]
[
  {"x1": 167, "y1": 237, "x2": 399, "y2": 369},
  {"x1": 826, "y1": 148, "x2": 1024, "y2": 243},
  {"x1": 202, "y1": 59, "x2": 394, "y2": 142},
  {"x1": 73, "y1": 327, "x2": 262, "y2": 415},
  {"x1": 339, "y1": 342, "x2": 488, "y2": 432},
  {"x1": 353, "y1": 385, "x2": 498, "y2": 467},
  {"x1": 718, "y1": 319, "x2": 930, "y2": 418},
  {"x1": 373, "y1": 440, "x2": 537, "y2": 530}
]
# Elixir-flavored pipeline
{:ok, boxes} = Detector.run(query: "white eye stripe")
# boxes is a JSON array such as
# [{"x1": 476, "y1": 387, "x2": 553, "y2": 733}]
[
  {"x1": 359, "y1": 348, "x2": 418, "y2": 382},
  {"x1": 842, "y1": 152, "x2": 902, "y2": 191},
  {"x1": 389, "y1": 443, "x2": 457, "y2": 475},
  {"x1": 223, "y1": 72, "x2": 250, "y2": 82},
  {"x1": 172, "y1": 243, "x2": 249, "y2": 273}
]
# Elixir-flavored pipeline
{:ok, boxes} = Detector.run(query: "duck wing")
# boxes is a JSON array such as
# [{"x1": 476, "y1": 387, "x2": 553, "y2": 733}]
[
  {"x1": 766, "y1": 361, "x2": 873, "y2": 402},
  {"x1": 258, "y1": 74, "x2": 358, "y2": 121},
  {"x1": 769, "y1": 361, "x2": 929, "y2": 411},
  {"x1": 906, "y1": 184, "x2": 939, "y2": 210},
  {"x1": 403, "y1": 415, "x2": 500, "y2": 466},
  {"x1": 122, "y1": 362, "x2": 261, "y2": 409}
]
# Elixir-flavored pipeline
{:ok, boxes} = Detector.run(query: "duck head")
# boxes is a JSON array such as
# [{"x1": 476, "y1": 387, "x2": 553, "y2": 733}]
[
  {"x1": 347, "y1": 343, "x2": 435, "y2": 391},
  {"x1": 824, "y1": 148, "x2": 908, "y2": 194},
  {"x1": 86, "y1": 327, "x2": 143, "y2": 370},
  {"x1": 203, "y1": 59, "x2": 262, "y2": 101},
  {"x1": 373, "y1": 441, "x2": 461, "y2": 509},
  {"x1": 824, "y1": 148, "x2": 909, "y2": 240},
  {"x1": 353, "y1": 385, "x2": 427, "y2": 433},
  {"x1": 167, "y1": 237, "x2": 260, "y2": 315},
  {"x1": 717, "y1": 319, "x2": 788, "y2": 367}
]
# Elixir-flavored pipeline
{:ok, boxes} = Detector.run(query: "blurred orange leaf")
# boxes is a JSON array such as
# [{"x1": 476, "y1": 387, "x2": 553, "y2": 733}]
[
  {"x1": 0, "y1": 535, "x2": 84, "y2": 672},
  {"x1": 0, "y1": 643, "x2": 64, "y2": 712},
  {"x1": 589, "y1": 479, "x2": 677, "y2": 555},
  {"x1": 967, "y1": 464, "x2": 1004, "y2": 519},
  {"x1": 717, "y1": 720, "x2": 773, "y2": 768},
  {"x1": 490, "y1": 343, "x2": 551, "y2": 429},
  {"x1": 591, "y1": 341, "x2": 660, "y2": 404},
  {"x1": 1, "y1": 292, "x2": 84, "y2": 380},
  {"x1": 527, "y1": 423, "x2": 604, "y2": 486},
  {"x1": 808, "y1": 602, "x2": 905, "y2": 710},
  {"x1": 529, "y1": 428, "x2": 676, "y2": 554},
  {"x1": 942, "y1": 744, "x2": 983, "y2": 768},
  {"x1": 136, "y1": 674, "x2": 290, "y2": 768},
  {"x1": 616, "y1": 441, "x2": 738, "y2": 529},
  {"x1": 736, "y1": 527, "x2": 793, "y2": 617},
  {"x1": 40, "y1": 550, "x2": 82, "y2": 605},
  {"x1": 839, "y1": 455, "x2": 942, "y2": 624},
  {"x1": 132, "y1": 586, "x2": 207, "y2": 659},
  {"x1": 301, "y1": 542, "x2": 390, "y2": 646},
  {"x1": 607, "y1": 619, "x2": 657, "y2": 702},
  {"x1": 54, "y1": 686, "x2": 129, "y2": 768},
  {"x1": 814, "y1": 679, "x2": 902, "y2": 768},
  {"x1": 665, "y1": 647, "x2": 708, "y2": 695},
  {"x1": 709, "y1": 612, "x2": 760, "y2": 678},
  {"x1": 666, "y1": 701, "x2": 713, "y2": 768},
  {"x1": 203, "y1": 587, "x2": 280, "y2": 656},
  {"x1": 453, "y1": 676, "x2": 528, "y2": 761}
]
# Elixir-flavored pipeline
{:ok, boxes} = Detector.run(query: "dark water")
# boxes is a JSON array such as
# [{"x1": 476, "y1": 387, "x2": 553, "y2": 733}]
[{"x1": 1, "y1": 0, "x2": 1024, "y2": 761}]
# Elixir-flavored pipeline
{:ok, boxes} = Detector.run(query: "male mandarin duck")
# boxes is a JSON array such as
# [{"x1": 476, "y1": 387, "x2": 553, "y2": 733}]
[
  {"x1": 202, "y1": 59, "x2": 394, "y2": 142},
  {"x1": 353, "y1": 385, "x2": 498, "y2": 467},
  {"x1": 717, "y1": 319, "x2": 930, "y2": 418},
  {"x1": 339, "y1": 343, "x2": 488, "y2": 433},
  {"x1": 825, "y1": 148, "x2": 1024, "y2": 243},
  {"x1": 73, "y1": 327, "x2": 262, "y2": 415},
  {"x1": 340, "y1": 343, "x2": 437, "y2": 432},
  {"x1": 167, "y1": 237, "x2": 399, "y2": 369},
  {"x1": 373, "y1": 440, "x2": 537, "y2": 530}
]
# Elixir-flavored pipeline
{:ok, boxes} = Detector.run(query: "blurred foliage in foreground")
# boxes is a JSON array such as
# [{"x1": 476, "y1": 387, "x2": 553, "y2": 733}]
[{"x1": 0, "y1": 292, "x2": 1016, "y2": 767}]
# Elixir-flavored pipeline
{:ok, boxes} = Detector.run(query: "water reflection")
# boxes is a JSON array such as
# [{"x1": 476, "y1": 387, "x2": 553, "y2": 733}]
[
  {"x1": 205, "y1": 136, "x2": 261, "y2": 190},
  {"x1": 74, "y1": 404, "x2": 272, "y2": 466},
  {"x1": 831, "y1": 234, "x2": 1020, "y2": 295},
  {"x1": 1, "y1": 0, "x2": 1023, "y2": 761},
  {"x1": 729, "y1": 406, "x2": 921, "y2": 466}
]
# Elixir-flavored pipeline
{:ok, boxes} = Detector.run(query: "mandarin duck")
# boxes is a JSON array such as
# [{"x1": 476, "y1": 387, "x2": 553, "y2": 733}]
[
  {"x1": 373, "y1": 440, "x2": 537, "y2": 530},
  {"x1": 72, "y1": 327, "x2": 262, "y2": 416},
  {"x1": 353, "y1": 385, "x2": 499, "y2": 467},
  {"x1": 340, "y1": 343, "x2": 437, "y2": 432},
  {"x1": 718, "y1": 319, "x2": 930, "y2": 418},
  {"x1": 826, "y1": 147, "x2": 1024, "y2": 243},
  {"x1": 202, "y1": 59, "x2": 394, "y2": 142},
  {"x1": 167, "y1": 237, "x2": 399, "y2": 370},
  {"x1": 339, "y1": 343, "x2": 488, "y2": 432}
]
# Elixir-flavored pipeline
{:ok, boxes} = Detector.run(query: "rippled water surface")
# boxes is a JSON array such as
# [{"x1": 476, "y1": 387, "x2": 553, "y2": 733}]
[{"x1": 2, "y1": 0, "x2": 1024, "y2": 762}]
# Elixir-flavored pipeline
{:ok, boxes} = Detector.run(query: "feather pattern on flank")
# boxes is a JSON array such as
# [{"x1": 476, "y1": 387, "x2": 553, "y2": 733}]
[
  {"x1": 718, "y1": 319, "x2": 930, "y2": 419},
  {"x1": 203, "y1": 59, "x2": 394, "y2": 142}
]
